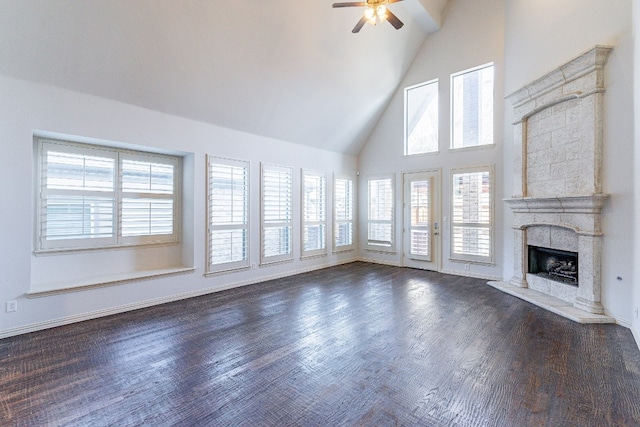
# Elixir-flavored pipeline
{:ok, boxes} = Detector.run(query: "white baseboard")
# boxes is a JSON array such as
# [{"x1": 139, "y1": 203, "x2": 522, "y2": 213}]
[
  {"x1": 0, "y1": 257, "x2": 357, "y2": 340},
  {"x1": 358, "y1": 257, "x2": 402, "y2": 267},
  {"x1": 615, "y1": 318, "x2": 632, "y2": 329},
  {"x1": 632, "y1": 323, "x2": 640, "y2": 352},
  {"x1": 440, "y1": 268, "x2": 502, "y2": 282}
]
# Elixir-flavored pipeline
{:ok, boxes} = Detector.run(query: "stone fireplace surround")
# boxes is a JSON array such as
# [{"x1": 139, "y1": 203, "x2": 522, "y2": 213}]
[{"x1": 489, "y1": 46, "x2": 615, "y2": 323}]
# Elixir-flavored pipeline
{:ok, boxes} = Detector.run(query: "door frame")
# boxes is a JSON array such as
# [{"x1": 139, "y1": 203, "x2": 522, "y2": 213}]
[{"x1": 402, "y1": 169, "x2": 442, "y2": 271}]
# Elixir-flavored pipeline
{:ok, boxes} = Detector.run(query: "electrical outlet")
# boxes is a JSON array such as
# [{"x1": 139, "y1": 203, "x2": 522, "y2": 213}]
[
  {"x1": 464, "y1": 264, "x2": 470, "y2": 271},
  {"x1": 6, "y1": 300, "x2": 17, "y2": 313},
  {"x1": 252, "y1": 263, "x2": 257, "y2": 269}
]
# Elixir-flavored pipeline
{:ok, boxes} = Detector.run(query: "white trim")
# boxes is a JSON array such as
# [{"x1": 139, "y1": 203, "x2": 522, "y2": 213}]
[
  {"x1": 450, "y1": 164, "x2": 494, "y2": 264},
  {"x1": 365, "y1": 173, "x2": 395, "y2": 253},
  {"x1": 632, "y1": 323, "x2": 640, "y2": 352},
  {"x1": 29, "y1": 267, "x2": 196, "y2": 297},
  {"x1": 404, "y1": 78, "x2": 439, "y2": 156},
  {"x1": 358, "y1": 257, "x2": 402, "y2": 267},
  {"x1": 450, "y1": 62, "x2": 495, "y2": 150},
  {"x1": 333, "y1": 173, "x2": 356, "y2": 252},
  {"x1": 206, "y1": 155, "x2": 251, "y2": 274},
  {"x1": 260, "y1": 162, "x2": 294, "y2": 265},
  {"x1": 301, "y1": 169, "x2": 328, "y2": 259},
  {"x1": 440, "y1": 268, "x2": 501, "y2": 282}
]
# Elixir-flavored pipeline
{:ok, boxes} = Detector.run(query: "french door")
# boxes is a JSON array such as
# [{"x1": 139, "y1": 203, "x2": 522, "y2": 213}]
[{"x1": 403, "y1": 171, "x2": 441, "y2": 271}]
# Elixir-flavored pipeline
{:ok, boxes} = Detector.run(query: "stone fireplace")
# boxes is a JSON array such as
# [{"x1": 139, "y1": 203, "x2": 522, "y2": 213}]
[{"x1": 489, "y1": 46, "x2": 614, "y2": 323}]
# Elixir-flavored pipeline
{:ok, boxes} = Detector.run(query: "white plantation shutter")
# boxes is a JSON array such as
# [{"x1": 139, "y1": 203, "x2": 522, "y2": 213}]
[
  {"x1": 409, "y1": 179, "x2": 431, "y2": 260},
  {"x1": 451, "y1": 167, "x2": 492, "y2": 262},
  {"x1": 334, "y1": 175, "x2": 354, "y2": 251},
  {"x1": 367, "y1": 175, "x2": 394, "y2": 250},
  {"x1": 39, "y1": 142, "x2": 117, "y2": 249},
  {"x1": 120, "y1": 155, "x2": 177, "y2": 243},
  {"x1": 207, "y1": 157, "x2": 250, "y2": 272},
  {"x1": 301, "y1": 170, "x2": 326, "y2": 257},
  {"x1": 261, "y1": 164, "x2": 293, "y2": 264},
  {"x1": 36, "y1": 138, "x2": 180, "y2": 251}
]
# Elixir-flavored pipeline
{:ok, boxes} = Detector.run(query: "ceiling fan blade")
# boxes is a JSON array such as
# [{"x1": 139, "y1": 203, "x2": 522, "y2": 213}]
[
  {"x1": 386, "y1": 10, "x2": 404, "y2": 30},
  {"x1": 333, "y1": 2, "x2": 367, "y2": 7},
  {"x1": 388, "y1": 0, "x2": 404, "y2": 3},
  {"x1": 352, "y1": 16, "x2": 368, "y2": 33}
]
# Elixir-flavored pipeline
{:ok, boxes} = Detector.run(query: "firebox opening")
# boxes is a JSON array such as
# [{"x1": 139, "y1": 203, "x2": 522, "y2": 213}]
[{"x1": 528, "y1": 245, "x2": 578, "y2": 287}]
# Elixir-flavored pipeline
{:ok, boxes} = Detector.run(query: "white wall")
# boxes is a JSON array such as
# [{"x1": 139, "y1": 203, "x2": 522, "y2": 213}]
[
  {"x1": 504, "y1": 0, "x2": 633, "y2": 324},
  {"x1": 357, "y1": 0, "x2": 505, "y2": 280},
  {"x1": 633, "y1": 0, "x2": 640, "y2": 348},
  {"x1": 0, "y1": 75, "x2": 357, "y2": 338}
]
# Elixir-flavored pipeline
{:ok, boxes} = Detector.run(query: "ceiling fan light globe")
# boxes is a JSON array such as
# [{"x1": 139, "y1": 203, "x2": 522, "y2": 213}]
[
  {"x1": 376, "y1": 5, "x2": 387, "y2": 17},
  {"x1": 364, "y1": 7, "x2": 375, "y2": 20}
]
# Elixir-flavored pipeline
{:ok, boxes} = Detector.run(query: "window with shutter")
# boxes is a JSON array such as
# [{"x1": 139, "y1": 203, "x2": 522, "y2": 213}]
[
  {"x1": 367, "y1": 174, "x2": 395, "y2": 251},
  {"x1": 261, "y1": 163, "x2": 293, "y2": 265},
  {"x1": 301, "y1": 170, "x2": 327, "y2": 258},
  {"x1": 333, "y1": 174, "x2": 355, "y2": 252},
  {"x1": 207, "y1": 156, "x2": 250, "y2": 273},
  {"x1": 451, "y1": 166, "x2": 493, "y2": 263},
  {"x1": 36, "y1": 138, "x2": 180, "y2": 252}
]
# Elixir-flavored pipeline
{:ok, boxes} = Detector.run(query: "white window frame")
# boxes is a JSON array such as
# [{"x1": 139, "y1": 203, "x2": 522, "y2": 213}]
[
  {"x1": 450, "y1": 165, "x2": 494, "y2": 264},
  {"x1": 35, "y1": 137, "x2": 181, "y2": 252},
  {"x1": 404, "y1": 79, "x2": 439, "y2": 156},
  {"x1": 261, "y1": 163, "x2": 293, "y2": 265},
  {"x1": 301, "y1": 169, "x2": 327, "y2": 259},
  {"x1": 450, "y1": 63, "x2": 495, "y2": 150},
  {"x1": 206, "y1": 156, "x2": 250, "y2": 274},
  {"x1": 366, "y1": 173, "x2": 395, "y2": 253},
  {"x1": 333, "y1": 173, "x2": 355, "y2": 253}
]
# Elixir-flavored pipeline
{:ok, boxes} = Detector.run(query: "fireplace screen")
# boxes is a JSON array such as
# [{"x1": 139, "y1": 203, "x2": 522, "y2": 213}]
[{"x1": 528, "y1": 245, "x2": 578, "y2": 286}]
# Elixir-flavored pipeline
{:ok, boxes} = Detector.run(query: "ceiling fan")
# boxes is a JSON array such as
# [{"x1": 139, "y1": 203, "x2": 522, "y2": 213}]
[{"x1": 333, "y1": 0, "x2": 405, "y2": 33}]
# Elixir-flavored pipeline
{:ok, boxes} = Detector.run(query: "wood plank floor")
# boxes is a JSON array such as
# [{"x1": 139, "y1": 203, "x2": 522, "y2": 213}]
[{"x1": 2, "y1": 262, "x2": 640, "y2": 426}]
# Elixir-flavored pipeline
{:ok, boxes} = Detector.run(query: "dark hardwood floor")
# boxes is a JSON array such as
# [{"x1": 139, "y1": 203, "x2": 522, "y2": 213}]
[{"x1": 2, "y1": 262, "x2": 640, "y2": 426}]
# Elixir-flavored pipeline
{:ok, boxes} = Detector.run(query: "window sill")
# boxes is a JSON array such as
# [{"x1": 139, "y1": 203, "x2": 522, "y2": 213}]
[
  {"x1": 28, "y1": 266, "x2": 195, "y2": 298},
  {"x1": 449, "y1": 143, "x2": 496, "y2": 153},
  {"x1": 403, "y1": 151, "x2": 440, "y2": 158},
  {"x1": 365, "y1": 248, "x2": 396, "y2": 255},
  {"x1": 204, "y1": 265, "x2": 250, "y2": 277}
]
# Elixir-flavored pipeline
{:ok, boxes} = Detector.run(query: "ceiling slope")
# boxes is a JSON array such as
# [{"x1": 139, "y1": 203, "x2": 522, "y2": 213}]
[{"x1": 0, "y1": 0, "x2": 446, "y2": 154}]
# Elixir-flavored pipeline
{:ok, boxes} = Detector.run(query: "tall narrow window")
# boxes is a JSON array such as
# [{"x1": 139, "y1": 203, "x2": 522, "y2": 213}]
[
  {"x1": 405, "y1": 79, "x2": 439, "y2": 155},
  {"x1": 451, "y1": 63, "x2": 494, "y2": 149},
  {"x1": 301, "y1": 170, "x2": 327, "y2": 258},
  {"x1": 207, "y1": 156, "x2": 249, "y2": 273},
  {"x1": 36, "y1": 138, "x2": 180, "y2": 251},
  {"x1": 334, "y1": 174, "x2": 355, "y2": 252},
  {"x1": 451, "y1": 166, "x2": 493, "y2": 263},
  {"x1": 261, "y1": 163, "x2": 293, "y2": 265},
  {"x1": 367, "y1": 174, "x2": 394, "y2": 251}
]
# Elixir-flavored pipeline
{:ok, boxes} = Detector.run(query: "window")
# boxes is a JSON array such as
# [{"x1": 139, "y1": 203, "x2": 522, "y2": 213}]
[
  {"x1": 451, "y1": 63, "x2": 494, "y2": 149},
  {"x1": 207, "y1": 156, "x2": 249, "y2": 273},
  {"x1": 36, "y1": 138, "x2": 180, "y2": 251},
  {"x1": 367, "y1": 174, "x2": 394, "y2": 251},
  {"x1": 261, "y1": 163, "x2": 293, "y2": 264},
  {"x1": 301, "y1": 170, "x2": 327, "y2": 258},
  {"x1": 405, "y1": 79, "x2": 439, "y2": 155},
  {"x1": 334, "y1": 174, "x2": 355, "y2": 252},
  {"x1": 451, "y1": 166, "x2": 493, "y2": 263}
]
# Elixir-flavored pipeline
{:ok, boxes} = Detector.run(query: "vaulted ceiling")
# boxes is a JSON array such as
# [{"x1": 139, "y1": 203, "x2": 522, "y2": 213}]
[{"x1": 0, "y1": 0, "x2": 448, "y2": 155}]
